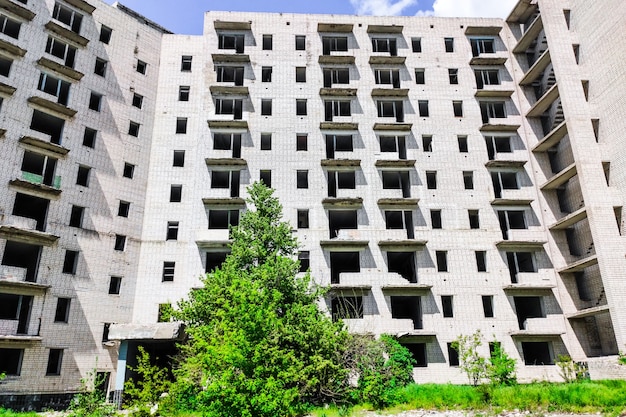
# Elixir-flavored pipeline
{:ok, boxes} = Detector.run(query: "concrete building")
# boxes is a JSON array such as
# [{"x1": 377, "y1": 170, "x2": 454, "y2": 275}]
[{"x1": 0, "y1": 0, "x2": 625, "y2": 408}]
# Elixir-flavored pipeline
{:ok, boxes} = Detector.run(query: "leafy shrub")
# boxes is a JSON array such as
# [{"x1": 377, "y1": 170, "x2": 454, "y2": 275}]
[
  {"x1": 124, "y1": 346, "x2": 171, "y2": 417},
  {"x1": 68, "y1": 369, "x2": 117, "y2": 417},
  {"x1": 556, "y1": 354, "x2": 587, "y2": 383},
  {"x1": 487, "y1": 342, "x2": 516, "y2": 385}
]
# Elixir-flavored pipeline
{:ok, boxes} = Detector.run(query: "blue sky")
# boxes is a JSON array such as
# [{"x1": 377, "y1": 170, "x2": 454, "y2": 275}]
[{"x1": 105, "y1": 0, "x2": 516, "y2": 35}]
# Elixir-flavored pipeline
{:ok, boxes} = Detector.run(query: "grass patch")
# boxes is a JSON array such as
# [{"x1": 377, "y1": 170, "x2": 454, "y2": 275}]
[
  {"x1": 308, "y1": 380, "x2": 626, "y2": 416},
  {"x1": 0, "y1": 409, "x2": 39, "y2": 417}
]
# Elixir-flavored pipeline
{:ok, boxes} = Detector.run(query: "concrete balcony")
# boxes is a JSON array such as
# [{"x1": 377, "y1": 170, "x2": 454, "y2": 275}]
[
  {"x1": 532, "y1": 120, "x2": 567, "y2": 153},
  {"x1": 520, "y1": 49, "x2": 551, "y2": 86},
  {"x1": 557, "y1": 254, "x2": 598, "y2": 274},
  {"x1": 566, "y1": 305, "x2": 610, "y2": 320},
  {"x1": 36, "y1": 57, "x2": 84, "y2": 81},
  {"x1": 496, "y1": 229, "x2": 547, "y2": 249},
  {"x1": 209, "y1": 85, "x2": 249, "y2": 96},
  {"x1": 44, "y1": 21, "x2": 88, "y2": 47},
  {"x1": 0, "y1": 215, "x2": 58, "y2": 246},
  {"x1": 549, "y1": 207, "x2": 587, "y2": 230},
  {"x1": 19, "y1": 135, "x2": 70, "y2": 157},
  {"x1": 526, "y1": 83, "x2": 559, "y2": 118},
  {"x1": 211, "y1": 53, "x2": 250, "y2": 63},
  {"x1": 512, "y1": 15, "x2": 543, "y2": 54},
  {"x1": 503, "y1": 271, "x2": 555, "y2": 291},
  {"x1": 540, "y1": 162, "x2": 576, "y2": 190},
  {"x1": 491, "y1": 187, "x2": 535, "y2": 205},
  {"x1": 318, "y1": 55, "x2": 355, "y2": 65},
  {"x1": 510, "y1": 317, "x2": 565, "y2": 337},
  {"x1": 469, "y1": 52, "x2": 508, "y2": 66},
  {"x1": 474, "y1": 87, "x2": 514, "y2": 98},
  {"x1": 485, "y1": 154, "x2": 527, "y2": 168},
  {"x1": 195, "y1": 229, "x2": 231, "y2": 249}
]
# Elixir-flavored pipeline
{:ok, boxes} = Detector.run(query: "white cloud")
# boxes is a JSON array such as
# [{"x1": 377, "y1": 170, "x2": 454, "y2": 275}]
[
  {"x1": 350, "y1": 0, "x2": 418, "y2": 16},
  {"x1": 431, "y1": 0, "x2": 517, "y2": 18}
]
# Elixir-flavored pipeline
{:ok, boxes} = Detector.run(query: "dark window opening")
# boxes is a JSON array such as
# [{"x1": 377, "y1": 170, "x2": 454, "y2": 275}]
[
  {"x1": 176, "y1": 117, "x2": 188, "y2": 134},
  {"x1": 114, "y1": 234, "x2": 126, "y2": 251},
  {"x1": 216, "y1": 66, "x2": 244, "y2": 85},
  {"x1": 372, "y1": 38, "x2": 397, "y2": 55},
  {"x1": 470, "y1": 38, "x2": 495, "y2": 57},
  {"x1": 375, "y1": 69, "x2": 400, "y2": 87},
  {"x1": 331, "y1": 296, "x2": 362, "y2": 320},
  {"x1": 411, "y1": 38, "x2": 422, "y2": 52},
  {"x1": 260, "y1": 170, "x2": 271, "y2": 187},
  {"x1": 109, "y1": 276, "x2": 122, "y2": 295},
  {"x1": 76, "y1": 165, "x2": 90, "y2": 187},
  {"x1": 298, "y1": 251, "x2": 310, "y2": 273},
  {"x1": 0, "y1": 14, "x2": 21, "y2": 38},
  {"x1": 132, "y1": 93, "x2": 143, "y2": 109},
  {"x1": 418, "y1": 100, "x2": 429, "y2": 117},
  {"x1": 480, "y1": 101, "x2": 506, "y2": 123},
  {"x1": 179, "y1": 85, "x2": 190, "y2": 101},
  {"x1": 136, "y1": 60, "x2": 146, "y2": 74},
  {"x1": 52, "y1": 2, "x2": 82, "y2": 32},
  {"x1": 0, "y1": 294, "x2": 33, "y2": 334},
  {"x1": 83, "y1": 127, "x2": 97, "y2": 148},
  {"x1": 0, "y1": 349, "x2": 24, "y2": 375},
  {"x1": 403, "y1": 343, "x2": 427, "y2": 367},
  {"x1": 475, "y1": 69, "x2": 500, "y2": 89},
  {"x1": 482, "y1": 295, "x2": 494, "y2": 318},
  {"x1": 170, "y1": 185, "x2": 182, "y2": 202},
  {"x1": 323, "y1": 68, "x2": 350, "y2": 87},
  {"x1": 206, "y1": 252, "x2": 228, "y2": 273},
  {"x1": 215, "y1": 98, "x2": 243, "y2": 119},
  {"x1": 173, "y1": 150, "x2": 185, "y2": 167},
  {"x1": 296, "y1": 99, "x2": 307, "y2": 116},
  {"x1": 166, "y1": 222, "x2": 179, "y2": 240},
  {"x1": 469, "y1": 210, "x2": 480, "y2": 229},
  {"x1": 46, "y1": 349, "x2": 63, "y2": 376},
  {"x1": 63, "y1": 250, "x2": 78, "y2": 274},
  {"x1": 297, "y1": 209, "x2": 309, "y2": 228},
  {"x1": 295, "y1": 35, "x2": 306, "y2": 50},
  {"x1": 426, "y1": 171, "x2": 437, "y2": 190},
  {"x1": 261, "y1": 99, "x2": 272, "y2": 115},
  {"x1": 123, "y1": 163, "x2": 135, "y2": 179},
  {"x1": 99, "y1": 25, "x2": 112, "y2": 44},
  {"x1": 514, "y1": 296, "x2": 544, "y2": 330},
  {"x1": 382, "y1": 171, "x2": 411, "y2": 197},
  {"x1": 322, "y1": 36, "x2": 348, "y2": 55},
  {"x1": 69, "y1": 205, "x2": 84, "y2": 228},
  {"x1": 89, "y1": 92, "x2": 102, "y2": 111},
  {"x1": 506, "y1": 252, "x2": 535, "y2": 283},
  {"x1": 181, "y1": 55, "x2": 192, "y2": 71},
  {"x1": 458, "y1": 136, "x2": 468, "y2": 152},
  {"x1": 324, "y1": 100, "x2": 350, "y2": 121},
  {"x1": 444, "y1": 37, "x2": 454, "y2": 53},
  {"x1": 385, "y1": 210, "x2": 414, "y2": 239},
  {"x1": 476, "y1": 251, "x2": 487, "y2": 272},
  {"x1": 12, "y1": 192, "x2": 49, "y2": 231},
  {"x1": 448, "y1": 68, "x2": 458, "y2": 84},
  {"x1": 431, "y1": 209, "x2": 442, "y2": 229},
  {"x1": 30, "y1": 109, "x2": 64, "y2": 144},
  {"x1": 448, "y1": 343, "x2": 459, "y2": 366},
  {"x1": 422, "y1": 135, "x2": 433, "y2": 152},
  {"x1": 388, "y1": 252, "x2": 417, "y2": 283},
  {"x1": 218, "y1": 34, "x2": 244, "y2": 53},
  {"x1": 415, "y1": 68, "x2": 425, "y2": 84},
  {"x1": 329, "y1": 210, "x2": 357, "y2": 238},
  {"x1": 296, "y1": 66, "x2": 306, "y2": 82},
  {"x1": 380, "y1": 135, "x2": 407, "y2": 159},
  {"x1": 436, "y1": 251, "x2": 448, "y2": 272},
  {"x1": 297, "y1": 134, "x2": 308, "y2": 151},
  {"x1": 94, "y1": 58, "x2": 107, "y2": 77},
  {"x1": 297, "y1": 170, "x2": 308, "y2": 188},
  {"x1": 54, "y1": 298, "x2": 71, "y2": 323},
  {"x1": 377, "y1": 100, "x2": 404, "y2": 122},
  {"x1": 391, "y1": 296, "x2": 422, "y2": 328},
  {"x1": 330, "y1": 251, "x2": 359, "y2": 284},
  {"x1": 0, "y1": 55, "x2": 12, "y2": 76},
  {"x1": 213, "y1": 133, "x2": 242, "y2": 158},
  {"x1": 261, "y1": 66, "x2": 272, "y2": 82},
  {"x1": 38, "y1": 73, "x2": 71, "y2": 105},
  {"x1": 522, "y1": 341, "x2": 553, "y2": 365},
  {"x1": 441, "y1": 295, "x2": 453, "y2": 317},
  {"x1": 162, "y1": 262, "x2": 175, "y2": 282},
  {"x1": 2, "y1": 241, "x2": 41, "y2": 282},
  {"x1": 262, "y1": 34, "x2": 273, "y2": 50},
  {"x1": 327, "y1": 171, "x2": 356, "y2": 197},
  {"x1": 453, "y1": 100, "x2": 463, "y2": 117},
  {"x1": 208, "y1": 210, "x2": 239, "y2": 229},
  {"x1": 325, "y1": 134, "x2": 353, "y2": 158},
  {"x1": 128, "y1": 121, "x2": 140, "y2": 137},
  {"x1": 45, "y1": 37, "x2": 76, "y2": 68}
]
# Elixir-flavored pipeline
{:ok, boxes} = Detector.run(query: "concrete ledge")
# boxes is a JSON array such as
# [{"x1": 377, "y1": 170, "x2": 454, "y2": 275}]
[{"x1": 108, "y1": 322, "x2": 185, "y2": 341}]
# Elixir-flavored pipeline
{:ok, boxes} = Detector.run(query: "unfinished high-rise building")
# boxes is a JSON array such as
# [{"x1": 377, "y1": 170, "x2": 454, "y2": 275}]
[{"x1": 0, "y1": 0, "x2": 625, "y2": 408}]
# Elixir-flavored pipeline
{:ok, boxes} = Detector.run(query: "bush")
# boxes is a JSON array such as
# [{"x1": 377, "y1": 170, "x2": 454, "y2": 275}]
[
  {"x1": 556, "y1": 354, "x2": 587, "y2": 383},
  {"x1": 68, "y1": 369, "x2": 117, "y2": 417},
  {"x1": 487, "y1": 342, "x2": 516, "y2": 385},
  {"x1": 124, "y1": 346, "x2": 171, "y2": 417}
]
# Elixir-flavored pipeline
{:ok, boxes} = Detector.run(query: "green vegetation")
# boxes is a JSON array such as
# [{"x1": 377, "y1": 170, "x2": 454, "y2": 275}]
[
  {"x1": 124, "y1": 346, "x2": 171, "y2": 416},
  {"x1": 0, "y1": 409, "x2": 39, "y2": 417},
  {"x1": 67, "y1": 368, "x2": 117, "y2": 417},
  {"x1": 556, "y1": 354, "x2": 588, "y2": 383},
  {"x1": 169, "y1": 182, "x2": 415, "y2": 417}
]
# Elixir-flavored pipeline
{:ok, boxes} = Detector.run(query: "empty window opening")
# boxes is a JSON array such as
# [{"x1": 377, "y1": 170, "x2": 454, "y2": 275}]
[
  {"x1": 372, "y1": 37, "x2": 397, "y2": 55},
  {"x1": 89, "y1": 92, "x2": 102, "y2": 111},
  {"x1": 0, "y1": 349, "x2": 24, "y2": 375},
  {"x1": 0, "y1": 14, "x2": 21, "y2": 39},
  {"x1": 381, "y1": 171, "x2": 411, "y2": 197},
  {"x1": 63, "y1": 250, "x2": 78, "y2": 274},
  {"x1": 218, "y1": 34, "x2": 244, "y2": 53},
  {"x1": 181, "y1": 55, "x2": 192, "y2": 71},
  {"x1": 118, "y1": 201, "x2": 130, "y2": 218},
  {"x1": 418, "y1": 100, "x2": 429, "y2": 117},
  {"x1": 506, "y1": 252, "x2": 535, "y2": 283},
  {"x1": 30, "y1": 109, "x2": 64, "y2": 144},
  {"x1": 99, "y1": 25, "x2": 112, "y2": 43},
  {"x1": 296, "y1": 99, "x2": 307, "y2": 116},
  {"x1": 297, "y1": 170, "x2": 308, "y2": 188},
  {"x1": 331, "y1": 296, "x2": 363, "y2": 320},
  {"x1": 261, "y1": 66, "x2": 272, "y2": 82},
  {"x1": 388, "y1": 252, "x2": 417, "y2": 283},
  {"x1": 173, "y1": 150, "x2": 185, "y2": 167},
  {"x1": 0, "y1": 55, "x2": 12, "y2": 77},
  {"x1": 485, "y1": 135, "x2": 512, "y2": 159},
  {"x1": 329, "y1": 210, "x2": 357, "y2": 238},
  {"x1": 468, "y1": 210, "x2": 480, "y2": 229},
  {"x1": 415, "y1": 68, "x2": 425, "y2": 84},
  {"x1": 297, "y1": 209, "x2": 309, "y2": 228},
  {"x1": 431, "y1": 209, "x2": 442, "y2": 229},
  {"x1": 46, "y1": 37, "x2": 76, "y2": 67},
  {"x1": 448, "y1": 343, "x2": 459, "y2": 366},
  {"x1": 38, "y1": 73, "x2": 71, "y2": 105},
  {"x1": 132, "y1": 93, "x2": 143, "y2": 109},
  {"x1": 422, "y1": 135, "x2": 433, "y2": 152},
  {"x1": 53, "y1": 2, "x2": 82, "y2": 32},
  {"x1": 114, "y1": 234, "x2": 126, "y2": 251},
  {"x1": 295, "y1": 35, "x2": 306, "y2": 50},
  {"x1": 179, "y1": 85, "x2": 190, "y2": 101},
  {"x1": 592, "y1": 119, "x2": 599, "y2": 142},
  {"x1": 453, "y1": 100, "x2": 463, "y2": 117},
  {"x1": 614, "y1": 207, "x2": 623, "y2": 236},
  {"x1": 136, "y1": 59, "x2": 146, "y2": 74},
  {"x1": 411, "y1": 37, "x2": 422, "y2": 52},
  {"x1": 12, "y1": 192, "x2": 49, "y2": 231},
  {"x1": 470, "y1": 38, "x2": 495, "y2": 57},
  {"x1": 385, "y1": 210, "x2": 414, "y2": 239},
  {"x1": 128, "y1": 121, "x2": 140, "y2": 137},
  {"x1": 448, "y1": 68, "x2": 458, "y2": 84},
  {"x1": 123, "y1": 163, "x2": 135, "y2": 179},
  {"x1": 162, "y1": 262, "x2": 175, "y2": 282},
  {"x1": 498, "y1": 210, "x2": 526, "y2": 239},
  {"x1": 322, "y1": 36, "x2": 348, "y2": 55},
  {"x1": 475, "y1": 251, "x2": 487, "y2": 272},
  {"x1": 325, "y1": 134, "x2": 353, "y2": 158},
  {"x1": 0, "y1": 294, "x2": 33, "y2": 334},
  {"x1": 391, "y1": 296, "x2": 421, "y2": 328},
  {"x1": 76, "y1": 165, "x2": 91, "y2": 187},
  {"x1": 327, "y1": 171, "x2": 356, "y2": 197},
  {"x1": 296, "y1": 134, "x2": 308, "y2": 151},
  {"x1": 157, "y1": 304, "x2": 171, "y2": 322},
  {"x1": 102, "y1": 324, "x2": 111, "y2": 342},
  {"x1": 522, "y1": 342, "x2": 553, "y2": 365},
  {"x1": 209, "y1": 210, "x2": 239, "y2": 229},
  {"x1": 404, "y1": 343, "x2": 427, "y2": 367},
  {"x1": 377, "y1": 100, "x2": 404, "y2": 122},
  {"x1": 323, "y1": 68, "x2": 349, "y2": 87},
  {"x1": 216, "y1": 66, "x2": 244, "y2": 85},
  {"x1": 491, "y1": 171, "x2": 519, "y2": 198},
  {"x1": 166, "y1": 221, "x2": 179, "y2": 240},
  {"x1": 262, "y1": 34, "x2": 273, "y2": 50},
  {"x1": 482, "y1": 295, "x2": 494, "y2": 318},
  {"x1": 170, "y1": 184, "x2": 182, "y2": 202},
  {"x1": 441, "y1": 295, "x2": 453, "y2": 317},
  {"x1": 261, "y1": 99, "x2": 272, "y2": 116},
  {"x1": 176, "y1": 117, "x2": 188, "y2": 134},
  {"x1": 602, "y1": 162, "x2": 610, "y2": 186},
  {"x1": 426, "y1": 171, "x2": 437, "y2": 190},
  {"x1": 69, "y1": 205, "x2": 84, "y2": 228},
  {"x1": 2, "y1": 242, "x2": 41, "y2": 282},
  {"x1": 213, "y1": 133, "x2": 242, "y2": 158},
  {"x1": 379, "y1": 135, "x2": 407, "y2": 159},
  {"x1": 94, "y1": 58, "x2": 107, "y2": 77},
  {"x1": 574, "y1": 271, "x2": 591, "y2": 301},
  {"x1": 324, "y1": 100, "x2": 350, "y2": 121},
  {"x1": 513, "y1": 296, "x2": 543, "y2": 330},
  {"x1": 444, "y1": 37, "x2": 454, "y2": 53},
  {"x1": 463, "y1": 171, "x2": 474, "y2": 190},
  {"x1": 83, "y1": 127, "x2": 96, "y2": 148},
  {"x1": 475, "y1": 69, "x2": 500, "y2": 89},
  {"x1": 436, "y1": 251, "x2": 448, "y2": 272},
  {"x1": 260, "y1": 170, "x2": 271, "y2": 187},
  {"x1": 375, "y1": 69, "x2": 400, "y2": 87},
  {"x1": 54, "y1": 298, "x2": 71, "y2": 323},
  {"x1": 296, "y1": 66, "x2": 306, "y2": 82},
  {"x1": 21, "y1": 150, "x2": 59, "y2": 188},
  {"x1": 480, "y1": 101, "x2": 506, "y2": 123},
  {"x1": 260, "y1": 133, "x2": 271, "y2": 150},
  {"x1": 458, "y1": 136, "x2": 468, "y2": 152},
  {"x1": 109, "y1": 276, "x2": 122, "y2": 295},
  {"x1": 206, "y1": 252, "x2": 228, "y2": 273},
  {"x1": 298, "y1": 251, "x2": 310, "y2": 273},
  {"x1": 46, "y1": 348, "x2": 63, "y2": 375},
  {"x1": 330, "y1": 251, "x2": 360, "y2": 284},
  {"x1": 215, "y1": 98, "x2": 243, "y2": 119}
]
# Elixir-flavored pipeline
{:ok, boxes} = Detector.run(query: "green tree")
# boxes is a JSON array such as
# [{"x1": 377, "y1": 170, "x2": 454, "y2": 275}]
[
  {"x1": 451, "y1": 330, "x2": 487, "y2": 386},
  {"x1": 173, "y1": 182, "x2": 349, "y2": 417},
  {"x1": 487, "y1": 341, "x2": 516, "y2": 385}
]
